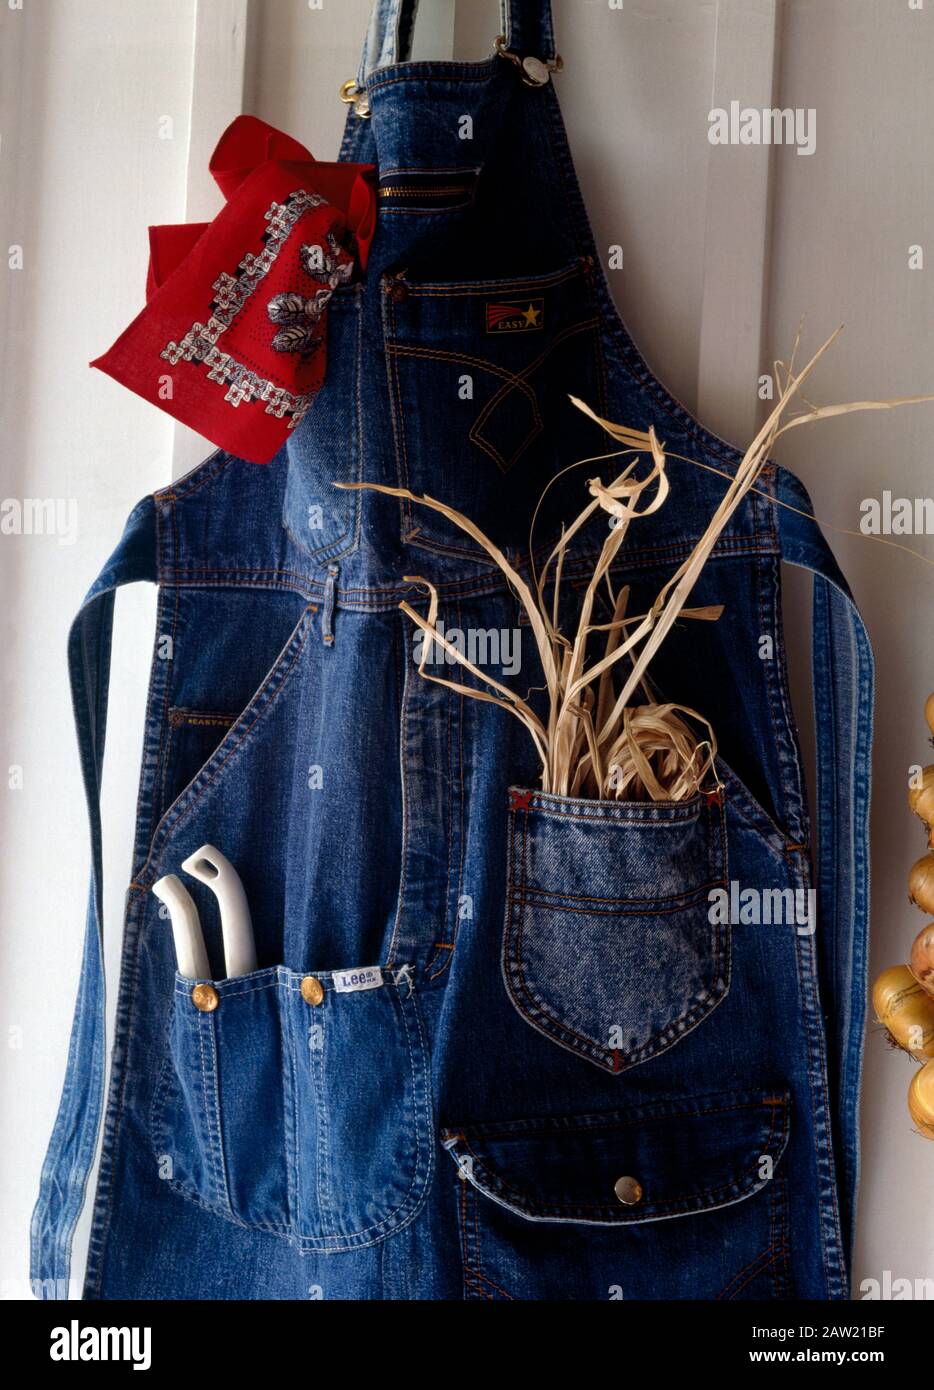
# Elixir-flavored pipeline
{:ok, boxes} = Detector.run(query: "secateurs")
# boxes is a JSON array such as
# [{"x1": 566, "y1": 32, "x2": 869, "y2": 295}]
[{"x1": 153, "y1": 844, "x2": 258, "y2": 980}]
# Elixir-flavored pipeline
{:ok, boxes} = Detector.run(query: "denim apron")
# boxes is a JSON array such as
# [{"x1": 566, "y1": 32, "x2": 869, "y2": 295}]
[{"x1": 33, "y1": 0, "x2": 873, "y2": 1301}]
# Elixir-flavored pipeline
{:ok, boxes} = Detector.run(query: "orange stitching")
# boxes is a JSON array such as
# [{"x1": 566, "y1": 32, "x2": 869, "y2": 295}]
[
  {"x1": 393, "y1": 262, "x2": 586, "y2": 297},
  {"x1": 715, "y1": 1245, "x2": 774, "y2": 1300}
]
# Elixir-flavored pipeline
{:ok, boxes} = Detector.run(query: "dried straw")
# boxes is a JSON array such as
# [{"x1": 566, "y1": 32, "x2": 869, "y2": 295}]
[{"x1": 338, "y1": 326, "x2": 933, "y2": 801}]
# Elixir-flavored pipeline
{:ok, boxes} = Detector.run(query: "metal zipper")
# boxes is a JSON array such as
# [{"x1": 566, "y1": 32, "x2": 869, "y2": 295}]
[{"x1": 378, "y1": 184, "x2": 473, "y2": 199}]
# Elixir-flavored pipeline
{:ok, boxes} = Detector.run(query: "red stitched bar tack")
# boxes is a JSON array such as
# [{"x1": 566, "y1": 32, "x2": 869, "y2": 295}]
[{"x1": 509, "y1": 788, "x2": 534, "y2": 811}]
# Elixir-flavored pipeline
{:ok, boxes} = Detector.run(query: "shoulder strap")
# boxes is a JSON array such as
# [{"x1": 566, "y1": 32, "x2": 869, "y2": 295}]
[
  {"x1": 357, "y1": 0, "x2": 556, "y2": 85},
  {"x1": 777, "y1": 466, "x2": 874, "y2": 1280},
  {"x1": 30, "y1": 497, "x2": 157, "y2": 1299}
]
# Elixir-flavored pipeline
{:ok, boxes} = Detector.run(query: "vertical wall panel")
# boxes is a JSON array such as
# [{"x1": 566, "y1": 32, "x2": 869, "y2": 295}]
[
  {"x1": 765, "y1": 0, "x2": 934, "y2": 1296},
  {"x1": 0, "y1": 0, "x2": 196, "y2": 1295}
]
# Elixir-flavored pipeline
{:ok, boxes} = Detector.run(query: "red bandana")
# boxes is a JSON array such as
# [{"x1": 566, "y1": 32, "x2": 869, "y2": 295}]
[{"x1": 91, "y1": 115, "x2": 377, "y2": 464}]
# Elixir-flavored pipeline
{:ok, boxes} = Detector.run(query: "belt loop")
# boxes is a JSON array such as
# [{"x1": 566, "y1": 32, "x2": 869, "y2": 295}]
[{"x1": 322, "y1": 563, "x2": 339, "y2": 646}]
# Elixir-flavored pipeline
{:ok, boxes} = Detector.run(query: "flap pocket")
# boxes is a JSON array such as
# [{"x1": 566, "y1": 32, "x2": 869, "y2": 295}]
[
  {"x1": 503, "y1": 788, "x2": 729, "y2": 1073},
  {"x1": 441, "y1": 1088, "x2": 790, "y2": 1226}
]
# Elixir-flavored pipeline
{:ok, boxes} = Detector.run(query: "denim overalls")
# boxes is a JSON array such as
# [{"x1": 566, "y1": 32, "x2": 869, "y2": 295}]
[{"x1": 33, "y1": 0, "x2": 873, "y2": 1300}]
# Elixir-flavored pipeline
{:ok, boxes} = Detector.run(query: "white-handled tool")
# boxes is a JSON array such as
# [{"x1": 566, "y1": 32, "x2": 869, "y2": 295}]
[
  {"x1": 152, "y1": 874, "x2": 210, "y2": 979},
  {"x1": 182, "y1": 844, "x2": 258, "y2": 978}
]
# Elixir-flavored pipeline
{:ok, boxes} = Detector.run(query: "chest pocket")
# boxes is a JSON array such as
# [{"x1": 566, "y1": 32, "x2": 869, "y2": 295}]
[
  {"x1": 381, "y1": 257, "x2": 608, "y2": 560},
  {"x1": 503, "y1": 788, "x2": 730, "y2": 1073}
]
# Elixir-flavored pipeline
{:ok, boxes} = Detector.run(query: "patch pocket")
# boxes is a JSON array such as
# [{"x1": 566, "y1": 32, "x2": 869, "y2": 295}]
[
  {"x1": 382, "y1": 258, "x2": 608, "y2": 560},
  {"x1": 503, "y1": 788, "x2": 729, "y2": 1073},
  {"x1": 151, "y1": 964, "x2": 433, "y2": 1252},
  {"x1": 442, "y1": 1089, "x2": 792, "y2": 1301}
]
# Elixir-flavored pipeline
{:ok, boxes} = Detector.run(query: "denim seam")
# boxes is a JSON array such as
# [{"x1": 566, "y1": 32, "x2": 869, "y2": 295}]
[
  {"x1": 157, "y1": 536, "x2": 778, "y2": 605},
  {"x1": 84, "y1": 896, "x2": 147, "y2": 1295},
  {"x1": 760, "y1": 550, "x2": 809, "y2": 845},
  {"x1": 508, "y1": 885, "x2": 723, "y2": 915},
  {"x1": 283, "y1": 984, "x2": 300, "y2": 1241},
  {"x1": 716, "y1": 1245, "x2": 776, "y2": 1301},
  {"x1": 366, "y1": 64, "x2": 501, "y2": 96},
  {"x1": 514, "y1": 792, "x2": 704, "y2": 823},
  {"x1": 386, "y1": 610, "x2": 411, "y2": 970},
  {"x1": 172, "y1": 978, "x2": 278, "y2": 999},
  {"x1": 155, "y1": 1172, "x2": 292, "y2": 1239},
  {"x1": 442, "y1": 1098, "x2": 787, "y2": 1143},
  {"x1": 426, "y1": 607, "x2": 464, "y2": 980},
  {"x1": 382, "y1": 202, "x2": 474, "y2": 216},
  {"x1": 379, "y1": 164, "x2": 482, "y2": 178},
  {"x1": 200, "y1": 1012, "x2": 231, "y2": 1212},
  {"x1": 314, "y1": 1004, "x2": 332, "y2": 1232},
  {"x1": 790, "y1": 854, "x2": 848, "y2": 1299},
  {"x1": 460, "y1": 1183, "x2": 516, "y2": 1301},
  {"x1": 131, "y1": 584, "x2": 175, "y2": 865},
  {"x1": 155, "y1": 505, "x2": 183, "y2": 825},
  {"x1": 395, "y1": 262, "x2": 586, "y2": 296},
  {"x1": 769, "y1": 1175, "x2": 792, "y2": 1300},
  {"x1": 138, "y1": 606, "x2": 316, "y2": 884}
]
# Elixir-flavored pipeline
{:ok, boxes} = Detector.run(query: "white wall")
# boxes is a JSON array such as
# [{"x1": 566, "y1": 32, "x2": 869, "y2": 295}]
[{"x1": 1, "y1": 0, "x2": 931, "y2": 1298}]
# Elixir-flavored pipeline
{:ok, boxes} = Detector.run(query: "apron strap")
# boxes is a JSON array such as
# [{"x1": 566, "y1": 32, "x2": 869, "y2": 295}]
[
  {"x1": 777, "y1": 466, "x2": 874, "y2": 1275},
  {"x1": 30, "y1": 496, "x2": 158, "y2": 1299},
  {"x1": 500, "y1": 0, "x2": 557, "y2": 61},
  {"x1": 358, "y1": 0, "x2": 556, "y2": 84}
]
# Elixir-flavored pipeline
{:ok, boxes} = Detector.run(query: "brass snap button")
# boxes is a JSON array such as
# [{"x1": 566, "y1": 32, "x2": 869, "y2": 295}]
[
  {"x1": 521, "y1": 55, "x2": 551, "y2": 86},
  {"x1": 614, "y1": 1175, "x2": 643, "y2": 1206},
  {"x1": 191, "y1": 983, "x2": 219, "y2": 1013},
  {"x1": 301, "y1": 975, "x2": 325, "y2": 1006}
]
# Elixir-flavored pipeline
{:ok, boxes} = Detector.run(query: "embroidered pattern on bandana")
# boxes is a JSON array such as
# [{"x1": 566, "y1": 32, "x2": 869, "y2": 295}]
[
  {"x1": 267, "y1": 233, "x2": 353, "y2": 356},
  {"x1": 160, "y1": 188, "x2": 336, "y2": 431}
]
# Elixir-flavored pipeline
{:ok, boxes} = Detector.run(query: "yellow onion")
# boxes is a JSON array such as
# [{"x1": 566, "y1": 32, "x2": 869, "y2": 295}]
[
  {"x1": 907, "y1": 1059, "x2": 934, "y2": 1139},
  {"x1": 908, "y1": 766, "x2": 934, "y2": 827},
  {"x1": 872, "y1": 965, "x2": 934, "y2": 1057},
  {"x1": 908, "y1": 853, "x2": 934, "y2": 915},
  {"x1": 926, "y1": 691, "x2": 934, "y2": 738},
  {"x1": 910, "y1": 923, "x2": 934, "y2": 997}
]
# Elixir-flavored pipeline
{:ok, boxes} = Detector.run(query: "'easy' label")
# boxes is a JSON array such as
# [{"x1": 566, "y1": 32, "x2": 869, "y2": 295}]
[{"x1": 333, "y1": 966, "x2": 384, "y2": 994}]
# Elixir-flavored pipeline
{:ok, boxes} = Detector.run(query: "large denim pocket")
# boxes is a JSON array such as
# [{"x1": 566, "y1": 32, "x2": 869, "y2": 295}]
[
  {"x1": 381, "y1": 258, "x2": 608, "y2": 560},
  {"x1": 151, "y1": 964, "x2": 433, "y2": 1252},
  {"x1": 442, "y1": 1089, "x2": 792, "y2": 1300},
  {"x1": 503, "y1": 788, "x2": 729, "y2": 1073}
]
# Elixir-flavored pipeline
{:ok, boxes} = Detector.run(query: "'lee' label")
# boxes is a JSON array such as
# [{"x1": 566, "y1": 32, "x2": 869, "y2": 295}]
[{"x1": 333, "y1": 966, "x2": 384, "y2": 994}]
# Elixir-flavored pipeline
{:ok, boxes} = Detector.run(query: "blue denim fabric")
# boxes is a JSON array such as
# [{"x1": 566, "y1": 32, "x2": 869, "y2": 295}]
[{"x1": 32, "y1": 0, "x2": 873, "y2": 1300}]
